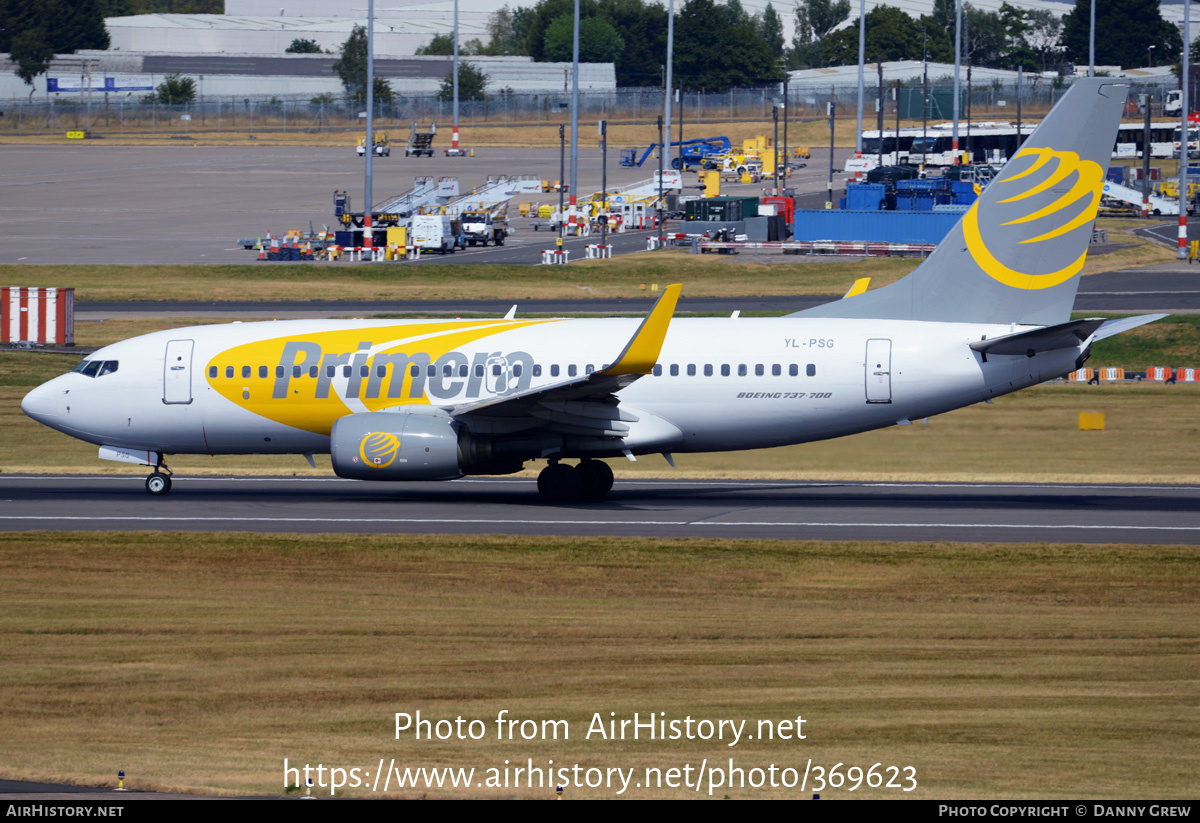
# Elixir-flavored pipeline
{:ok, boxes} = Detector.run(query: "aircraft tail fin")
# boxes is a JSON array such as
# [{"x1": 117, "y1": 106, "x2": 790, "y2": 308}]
[{"x1": 792, "y1": 78, "x2": 1130, "y2": 327}]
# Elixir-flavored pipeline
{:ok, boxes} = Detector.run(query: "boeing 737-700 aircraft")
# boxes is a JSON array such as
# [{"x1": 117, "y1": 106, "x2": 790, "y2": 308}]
[{"x1": 22, "y1": 78, "x2": 1164, "y2": 502}]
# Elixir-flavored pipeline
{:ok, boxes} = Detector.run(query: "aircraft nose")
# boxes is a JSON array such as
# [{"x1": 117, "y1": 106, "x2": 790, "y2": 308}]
[{"x1": 21, "y1": 380, "x2": 61, "y2": 426}]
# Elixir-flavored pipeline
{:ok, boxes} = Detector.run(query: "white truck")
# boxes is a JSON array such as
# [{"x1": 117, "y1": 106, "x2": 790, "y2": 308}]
[
  {"x1": 460, "y1": 208, "x2": 508, "y2": 246},
  {"x1": 1165, "y1": 90, "x2": 1182, "y2": 117},
  {"x1": 409, "y1": 214, "x2": 460, "y2": 254}
]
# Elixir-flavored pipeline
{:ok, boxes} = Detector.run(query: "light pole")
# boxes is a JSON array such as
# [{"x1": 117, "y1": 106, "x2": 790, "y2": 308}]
[{"x1": 1148, "y1": 45, "x2": 1156, "y2": 69}]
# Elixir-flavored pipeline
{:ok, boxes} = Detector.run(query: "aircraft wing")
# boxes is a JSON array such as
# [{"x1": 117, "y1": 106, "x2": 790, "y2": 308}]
[{"x1": 448, "y1": 284, "x2": 681, "y2": 429}]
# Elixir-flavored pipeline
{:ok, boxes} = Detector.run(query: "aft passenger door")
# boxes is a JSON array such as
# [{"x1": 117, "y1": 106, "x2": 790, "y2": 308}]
[
  {"x1": 865, "y1": 338, "x2": 892, "y2": 404},
  {"x1": 163, "y1": 339, "x2": 194, "y2": 405}
]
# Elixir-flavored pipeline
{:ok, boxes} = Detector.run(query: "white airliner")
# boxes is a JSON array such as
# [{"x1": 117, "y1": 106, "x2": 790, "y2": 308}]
[{"x1": 22, "y1": 79, "x2": 1163, "y2": 502}]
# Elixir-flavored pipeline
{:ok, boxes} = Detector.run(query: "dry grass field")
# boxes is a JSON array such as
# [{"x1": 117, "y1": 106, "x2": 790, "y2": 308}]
[{"x1": 0, "y1": 531, "x2": 1195, "y2": 799}]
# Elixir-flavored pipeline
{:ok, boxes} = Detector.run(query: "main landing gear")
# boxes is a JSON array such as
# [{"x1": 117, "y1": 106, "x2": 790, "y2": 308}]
[
  {"x1": 537, "y1": 459, "x2": 614, "y2": 503},
  {"x1": 145, "y1": 461, "x2": 173, "y2": 496}
]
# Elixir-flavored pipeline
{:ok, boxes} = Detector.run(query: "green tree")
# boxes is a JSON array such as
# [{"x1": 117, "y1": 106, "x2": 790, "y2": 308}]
[
  {"x1": 417, "y1": 33, "x2": 456, "y2": 55},
  {"x1": 595, "y1": 0, "x2": 667, "y2": 86},
  {"x1": 674, "y1": 0, "x2": 783, "y2": 90},
  {"x1": 1, "y1": 0, "x2": 109, "y2": 53},
  {"x1": 480, "y1": 4, "x2": 525, "y2": 55},
  {"x1": 759, "y1": 2, "x2": 785, "y2": 63},
  {"x1": 151, "y1": 73, "x2": 196, "y2": 104},
  {"x1": 790, "y1": 0, "x2": 850, "y2": 68},
  {"x1": 9, "y1": 28, "x2": 54, "y2": 88},
  {"x1": 543, "y1": 14, "x2": 625, "y2": 63},
  {"x1": 964, "y1": 6, "x2": 1006, "y2": 67},
  {"x1": 1061, "y1": 0, "x2": 1180, "y2": 68},
  {"x1": 333, "y1": 25, "x2": 395, "y2": 105},
  {"x1": 438, "y1": 61, "x2": 489, "y2": 101},
  {"x1": 286, "y1": 38, "x2": 323, "y2": 54},
  {"x1": 823, "y1": 5, "x2": 952, "y2": 65}
]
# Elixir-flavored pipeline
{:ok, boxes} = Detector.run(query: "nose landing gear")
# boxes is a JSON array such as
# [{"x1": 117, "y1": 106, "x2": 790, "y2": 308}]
[
  {"x1": 145, "y1": 461, "x2": 173, "y2": 496},
  {"x1": 536, "y1": 459, "x2": 614, "y2": 503}
]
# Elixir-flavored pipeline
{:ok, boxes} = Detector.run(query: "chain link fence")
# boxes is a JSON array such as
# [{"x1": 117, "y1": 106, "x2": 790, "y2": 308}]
[{"x1": 0, "y1": 78, "x2": 1167, "y2": 136}]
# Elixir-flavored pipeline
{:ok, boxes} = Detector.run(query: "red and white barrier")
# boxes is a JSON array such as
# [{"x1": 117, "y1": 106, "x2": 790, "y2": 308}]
[
  {"x1": 2, "y1": 286, "x2": 74, "y2": 345},
  {"x1": 541, "y1": 249, "x2": 568, "y2": 265},
  {"x1": 585, "y1": 244, "x2": 612, "y2": 259},
  {"x1": 1067, "y1": 368, "x2": 1094, "y2": 382},
  {"x1": 646, "y1": 235, "x2": 663, "y2": 250},
  {"x1": 1176, "y1": 367, "x2": 1198, "y2": 382},
  {"x1": 1097, "y1": 367, "x2": 1125, "y2": 381},
  {"x1": 1146, "y1": 367, "x2": 1173, "y2": 381}
]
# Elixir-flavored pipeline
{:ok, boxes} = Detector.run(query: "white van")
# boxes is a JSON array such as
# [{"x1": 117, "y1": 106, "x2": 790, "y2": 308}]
[{"x1": 410, "y1": 214, "x2": 460, "y2": 254}]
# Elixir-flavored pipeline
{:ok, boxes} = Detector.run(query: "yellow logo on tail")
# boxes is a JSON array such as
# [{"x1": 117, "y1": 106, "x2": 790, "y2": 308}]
[{"x1": 963, "y1": 147, "x2": 1103, "y2": 290}]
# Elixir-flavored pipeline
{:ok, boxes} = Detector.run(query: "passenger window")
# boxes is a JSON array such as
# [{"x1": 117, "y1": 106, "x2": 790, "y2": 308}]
[
  {"x1": 377, "y1": 365, "x2": 386, "y2": 378},
  {"x1": 755, "y1": 364, "x2": 764, "y2": 377},
  {"x1": 259, "y1": 366, "x2": 268, "y2": 379},
  {"x1": 789, "y1": 364, "x2": 799, "y2": 377},
  {"x1": 585, "y1": 364, "x2": 594, "y2": 374},
  {"x1": 807, "y1": 364, "x2": 816, "y2": 376},
  {"x1": 475, "y1": 364, "x2": 484, "y2": 378},
  {"x1": 458, "y1": 365, "x2": 468, "y2": 377},
  {"x1": 242, "y1": 366, "x2": 251, "y2": 379},
  {"x1": 276, "y1": 366, "x2": 285, "y2": 378},
  {"x1": 533, "y1": 365, "x2": 542, "y2": 377},
  {"x1": 292, "y1": 366, "x2": 302, "y2": 378},
  {"x1": 513, "y1": 364, "x2": 523, "y2": 377},
  {"x1": 568, "y1": 365, "x2": 577, "y2": 377},
  {"x1": 737, "y1": 364, "x2": 747, "y2": 376},
  {"x1": 308, "y1": 366, "x2": 318, "y2": 378},
  {"x1": 208, "y1": 366, "x2": 217, "y2": 379},
  {"x1": 687, "y1": 364, "x2": 696, "y2": 376},
  {"x1": 670, "y1": 364, "x2": 679, "y2": 376},
  {"x1": 360, "y1": 365, "x2": 369, "y2": 378},
  {"x1": 98, "y1": 361, "x2": 118, "y2": 377},
  {"x1": 492, "y1": 364, "x2": 502, "y2": 376},
  {"x1": 226, "y1": 366, "x2": 235, "y2": 379},
  {"x1": 704, "y1": 364, "x2": 713, "y2": 377},
  {"x1": 443, "y1": 364, "x2": 453, "y2": 377},
  {"x1": 326, "y1": 365, "x2": 336, "y2": 378},
  {"x1": 653, "y1": 364, "x2": 662, "y2": 376},
  {"x1": 772, "y1": 364, "x2": 781, "y2": 376},
  {"x1": 427, "y1": 365, "x2": 436, "y2": 378},
  {"x1": 411, "y1": 365, "x2": 420, "y2": 377},
  {"x1": 721, "y1": 364, "x2": 730, "y2": 377},
  {"x1": 551, "y1": 364, "x2": 560, "y2": 377},
  {"x1": 343, "y1": 365, "x2": 352, "y2": 377}
]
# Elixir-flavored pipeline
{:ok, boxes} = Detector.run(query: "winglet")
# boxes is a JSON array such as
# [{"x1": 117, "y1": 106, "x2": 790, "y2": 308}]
[
  {"x1": 843, "y1": 277, "x2": 870, "y2": 298},
  {"x1": 604, "y1": 283, "x2": 682, "y2": 376}
]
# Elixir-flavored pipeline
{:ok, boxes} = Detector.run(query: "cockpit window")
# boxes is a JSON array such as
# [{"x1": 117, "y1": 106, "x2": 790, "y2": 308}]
[{"x1": 71, "y1": 360, "x2": 118, "y2": 378}]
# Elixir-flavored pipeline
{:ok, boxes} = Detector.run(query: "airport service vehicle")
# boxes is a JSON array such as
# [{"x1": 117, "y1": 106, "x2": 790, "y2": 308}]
[
  {"x1": 1165, "y1": 89, "x2": 1182, "y2": 117},
  {"x1": 620, "y1": 137, "x2": 732, "y2": 170},
  {"x1": 409, "y1": 214, "x2": 460, "y2": 254},
  {"x1": 357, "y1": 134, "x2": 391, "y2": 157},
  {"x1": 22, "y1": 80, "x2": 1164, "y2": 503},
  {"x1": 459, "y1": 207, "x2": 508, "y2": 247},
  {"x1": 405, "y1": 123, "x2": 436, "y2": 157}
]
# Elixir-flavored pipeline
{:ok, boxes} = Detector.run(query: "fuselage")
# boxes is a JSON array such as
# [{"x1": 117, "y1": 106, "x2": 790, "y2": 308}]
[{"x1": 22, "y1": 316, "x2": 1082, "y2": 464}]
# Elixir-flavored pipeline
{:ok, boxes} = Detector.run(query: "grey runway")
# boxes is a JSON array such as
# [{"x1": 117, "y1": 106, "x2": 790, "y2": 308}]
[{"x1": 3, "y1": 475, "x2": 1199, "y2": 544}]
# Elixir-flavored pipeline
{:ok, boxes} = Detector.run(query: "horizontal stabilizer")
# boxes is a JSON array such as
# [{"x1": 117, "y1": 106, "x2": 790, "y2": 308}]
[
  {"x1": 1093, "y1": 313, "x2": 1169, "y2": 341},
  {"x1": 970, "y1": 319, "x2": 1106, "y2": 357}
]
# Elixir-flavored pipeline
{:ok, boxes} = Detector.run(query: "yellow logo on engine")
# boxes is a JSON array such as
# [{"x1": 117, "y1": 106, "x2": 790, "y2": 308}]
[
  {"x1": 360, "y1": 432, "x2": 401, "y2": 467},
  {"x1": 963, "y1": 147, "x2": 1104, "y2": 290}
]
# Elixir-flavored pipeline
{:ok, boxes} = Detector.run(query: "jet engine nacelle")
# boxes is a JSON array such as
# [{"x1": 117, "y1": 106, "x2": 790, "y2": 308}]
[{"x1": 331, "y1": 411, "x2": 463, "y2": 481}]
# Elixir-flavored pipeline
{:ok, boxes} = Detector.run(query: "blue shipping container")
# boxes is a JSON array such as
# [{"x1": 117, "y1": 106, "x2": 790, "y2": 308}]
[
  {"x1": 793, "y1": 209, "x2": 961, "y2": 245},
  {"x1": 845, "y1": 183, "x2": 888, "y2": 211}
]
